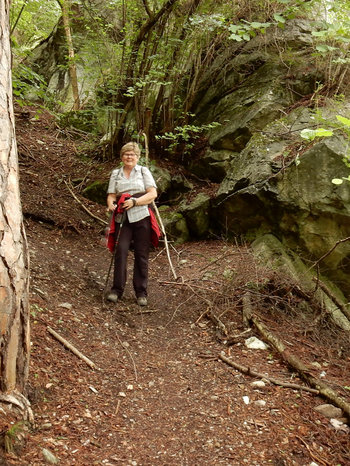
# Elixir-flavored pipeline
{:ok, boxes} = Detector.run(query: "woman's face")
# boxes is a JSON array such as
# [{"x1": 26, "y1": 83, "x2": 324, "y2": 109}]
[{"x1": 122, "y1": 150, "x2": 138, "y2": 169}]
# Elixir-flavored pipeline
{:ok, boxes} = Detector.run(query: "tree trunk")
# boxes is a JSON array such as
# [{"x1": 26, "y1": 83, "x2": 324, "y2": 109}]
[
  {"x1": 61, "y1": 0, "x2": 80, "y2": 110},
  {"x1": 0, "y1": 0, "x2": 30, "y2": 396}
]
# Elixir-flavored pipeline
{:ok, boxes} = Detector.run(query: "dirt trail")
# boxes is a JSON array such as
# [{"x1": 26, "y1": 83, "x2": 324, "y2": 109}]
[{"x1": 3, "y1": 107, "x2": 349, "y2": 465}]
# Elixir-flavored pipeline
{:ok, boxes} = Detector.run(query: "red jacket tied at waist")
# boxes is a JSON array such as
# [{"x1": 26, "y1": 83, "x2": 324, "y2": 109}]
[{"x1": 106, "y1": 195, "x2": 161, "y2": 252}]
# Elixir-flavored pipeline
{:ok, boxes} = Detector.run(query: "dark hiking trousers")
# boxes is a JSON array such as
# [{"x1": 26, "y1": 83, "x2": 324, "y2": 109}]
[{"x1": 112, "y1": 215, "x2": 151, "y2": 298}]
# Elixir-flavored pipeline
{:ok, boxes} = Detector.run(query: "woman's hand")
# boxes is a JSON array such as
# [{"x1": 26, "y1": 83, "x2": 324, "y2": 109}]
[
  {"x1": 107, "y1": 193, "x2": 117, "y2": 211},
  {"x1": 122, "y1": 198, "x2": 136, "y2": 210}
]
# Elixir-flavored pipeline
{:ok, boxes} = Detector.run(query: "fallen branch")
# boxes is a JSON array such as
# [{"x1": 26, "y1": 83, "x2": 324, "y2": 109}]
[
  {"x1": 219, "y1": 352, "x2": 319, "y2": 394},
  {"x1": 312, "y1": 277, "x2": 350, "y2": 321},
  {"x1": 194, "y1": 306, "x2": 211, "y2": 325},
  {"x1": 48, "y1": 326, "x2": 97, "y2": 370},
  {"x1": 296, "y1": 435, "x2": 330, "y2": 466},
  {"x1": 247, "y1": 314, "x2": 350, "y2": 419},
  {"x1": 224, "y1": 328, "x2": 252, "y2": 345},
  {"x1": 159, "y1": 279, "x2": 220, "y2": 293},
  {"x1": 309, "y1": 236, "x2": 350, "y2": 271},
  {"x1": 207, "y1": 310, "x2": 228, "y2": 337},
  {"x1": 64, "y1": 180, "x2": 107, "y2": 226}
]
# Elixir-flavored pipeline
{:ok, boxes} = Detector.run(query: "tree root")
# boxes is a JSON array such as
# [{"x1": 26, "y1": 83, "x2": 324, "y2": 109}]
[
  {"x1": 242, "y1": 293, "x2": 350, "y2": 419},
  {"x1": 0, "y1": 390, "x2": 34, "y2": 424},
  {"x1": 219, "y1": 352, "x2": 319, "y2": 394}
]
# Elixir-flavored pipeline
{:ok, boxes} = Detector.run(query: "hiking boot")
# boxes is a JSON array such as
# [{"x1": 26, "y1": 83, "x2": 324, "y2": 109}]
[
  {"x1": 107, "y1": 292, "x2": 119, "y2": 303},
  {"x1": 137, "y1": 297, "x2": 147, "y2": 306}
]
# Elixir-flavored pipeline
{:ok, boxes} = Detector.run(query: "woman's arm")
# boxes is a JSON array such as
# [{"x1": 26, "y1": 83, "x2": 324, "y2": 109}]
[
  {"x1": 123, "y1": 187, "x2": 157, "y2": 210},
  {"x1": 107, "y1": 193, "x2": 117, "y2": 211}
]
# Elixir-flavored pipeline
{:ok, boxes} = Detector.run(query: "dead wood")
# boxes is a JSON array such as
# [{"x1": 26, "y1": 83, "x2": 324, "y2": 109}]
[
  {"x1": 309, "y1": 236, "x2": 350, "y2": 271},
  {"x1": 207, "y1": 310, "x2": 228, "y2": 337},
  {"x1": 219, "y1": 352, "x2": 319, "y2": 394},
  {"x1": 296, "y1": 435, "x2": 330, "y2": 466},
  {"x1": 312, "y1": 277, "x2": 350, "y2": 321},
  {"x1": 64, "y1": 180, "x2": 107, "y2": 226},
  {"x1": 224, "y1": 328, "x2": 252, "y2": 345},
  {"x1": 158, "y1": 279, "x2": 220, "y2": 293},
  {"x1": 242, "y1": 292, "x2": 253, "y2": 328},
  {"x1": 246, "y1": 314, "x2": 350, "y2": 419},
  {"x1": 48, "y1": 327, "x2": 97, "y2": 370}
]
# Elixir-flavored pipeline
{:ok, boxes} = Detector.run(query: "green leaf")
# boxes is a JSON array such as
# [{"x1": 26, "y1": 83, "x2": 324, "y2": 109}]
[
  {"x1": 314, "y1": 128, "x2": 333, "y2": 137},
  {"x1": 274, "y1": 13, "x2": 286, "y2": 23},
  {"x1": 312, "y1": 30, "x2": 328, "y2": 37},
  {"x1": 229, "y1": 34, "x2": 243, "y2": 41},
  {"x1": 336, "y1": 115, "x2": 350, "y2": 127},
  {"x1": 300, "y1": 128, "x2": 333, "y2": 141},
  {"x1": 300, "y1": 129, "x2": 317, "y2": 141},
  {"x1": 316, "y1": 44, "x2": 329, "y2": 53},
  {"x1": 332, "y1": 178, "x2": 344, "y2": 185}
]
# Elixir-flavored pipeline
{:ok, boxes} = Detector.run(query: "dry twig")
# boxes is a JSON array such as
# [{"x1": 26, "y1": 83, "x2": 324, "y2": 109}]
[
  {"x1": 312, "y1": 277, "x2": 350, "y2": 321},
  {"x1": 64, "y1": 180, "x2": 107, "y2": 226},
  {"x1": 219, "y1": 352, "x2": 319, "y2": 394},
  {"x1": 48, "y1": 326, "x2": 97, "y2": 369}
]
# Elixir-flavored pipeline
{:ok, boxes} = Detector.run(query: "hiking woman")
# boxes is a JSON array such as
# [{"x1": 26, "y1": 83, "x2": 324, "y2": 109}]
[{"x1": 106, "y1": 142, "x2": 157, "y2": 306}]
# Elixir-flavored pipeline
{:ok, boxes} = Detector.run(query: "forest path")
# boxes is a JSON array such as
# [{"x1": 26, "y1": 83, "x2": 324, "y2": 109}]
[{"x1": 15, "y1": 219, "x2": 348, "y2": 466}]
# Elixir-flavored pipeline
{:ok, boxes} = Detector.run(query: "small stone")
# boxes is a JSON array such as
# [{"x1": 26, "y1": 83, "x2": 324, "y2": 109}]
[
  {"x1": 311, "y1": 362, "x2": 322, "y2": 369},
  {"x1": 329, "y1": 418, "x2": 350, "y2": 432},
  {"x1": 122, "y1": 341, "x2": 130, "y2": 348},
  {"x1": 254, "y1": 400, "x2": 267, "y2": 407},
  {"x1": 41, "y1": 423, "x2": 52, "y2": 429},
  {"x1": 242, "y1": 396, "x2": 250, "y2": 405},
  {"x1": 251, "y1": 380, "x2": 266, "y2": 388},
  {"x1": 245, "y1": 337, "x2": 268, "y2": 350},
  {"x1": 42, "y1": 447, "x2": 59, "y2": 464},
  {"x1": 127, "y1": 384, "x2": 134, "y2": 391},
  {"x1": 59, "y1": 303, "x2": 72, "y2": 310},
  {"x1": 119, "y1": 392, "x2": 126, "y2": 397},
  {"x1": 314, "y1": 404, "x2": 343, "y2": 419}
]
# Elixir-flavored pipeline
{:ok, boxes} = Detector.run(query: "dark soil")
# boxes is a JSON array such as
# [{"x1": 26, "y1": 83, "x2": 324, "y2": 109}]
[{"x1": 2, "y1": 106, "x2": 350, "y2": 465}]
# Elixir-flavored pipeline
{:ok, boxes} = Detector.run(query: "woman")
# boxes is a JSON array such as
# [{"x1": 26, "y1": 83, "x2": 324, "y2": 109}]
[{"x1": 106, "y1": 142, "x2": 157, "y2": 306}]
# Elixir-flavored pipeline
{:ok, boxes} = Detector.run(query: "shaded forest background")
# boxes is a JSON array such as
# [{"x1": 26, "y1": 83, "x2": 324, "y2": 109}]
[{"x1": 10, "y1": 0, "x2": 350, "y2": 160}]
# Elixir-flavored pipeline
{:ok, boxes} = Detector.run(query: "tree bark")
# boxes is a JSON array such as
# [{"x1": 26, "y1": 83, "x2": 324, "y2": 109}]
[
  {"x1": 61, "y1": 0, "x2": 80, "y2": 110},
  {"x1": 0, "y1": 0, "x2": 30, "y2": 395}
]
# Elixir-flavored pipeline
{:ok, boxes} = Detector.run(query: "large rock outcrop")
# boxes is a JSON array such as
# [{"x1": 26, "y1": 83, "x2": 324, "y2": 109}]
[{"x1": 188, "y1": 20, "x2": 350, "y2": 295}]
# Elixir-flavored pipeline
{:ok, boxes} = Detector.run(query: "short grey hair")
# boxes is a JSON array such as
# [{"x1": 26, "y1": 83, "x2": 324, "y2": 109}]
[{"x1": 120, "y1": 142, "x2": 141, "y2": 158}]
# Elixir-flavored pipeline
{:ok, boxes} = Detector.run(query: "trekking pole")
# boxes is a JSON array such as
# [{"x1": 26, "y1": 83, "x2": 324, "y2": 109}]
[
  {"x1": 103, "y1": 209, "x2": 126, "y2": 304},
  {"x1": 141, "y1": 131, "x2": 177, "y2": 280}
]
